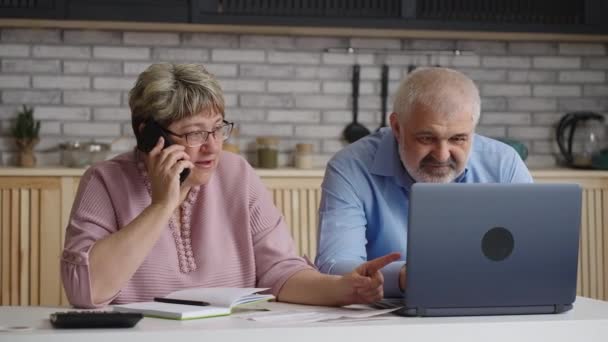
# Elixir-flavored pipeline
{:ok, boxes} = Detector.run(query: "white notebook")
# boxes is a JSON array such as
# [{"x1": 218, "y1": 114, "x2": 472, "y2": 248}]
[{"x1": 113, "y1": 287, "x2": 274, "y2": 320}]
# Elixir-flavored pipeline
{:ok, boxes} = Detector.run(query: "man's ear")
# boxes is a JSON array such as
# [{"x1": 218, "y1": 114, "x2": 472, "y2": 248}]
[{"x1": 389, "y1": 112, "x2": 401, "y2": 139}]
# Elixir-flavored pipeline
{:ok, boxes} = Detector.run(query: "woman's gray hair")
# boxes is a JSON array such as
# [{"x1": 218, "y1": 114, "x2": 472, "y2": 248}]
[
  {"x1": 393, "y1": 67, "x2": 480, "y2": 125},
  {"x1": 129, "y1": 63, "x2": 225, "y2": 141}
]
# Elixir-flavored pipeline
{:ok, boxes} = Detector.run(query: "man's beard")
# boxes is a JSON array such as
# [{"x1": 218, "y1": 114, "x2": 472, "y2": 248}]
[{"x1": 400, "y1": 146, "x2": 459, "y2": 183}]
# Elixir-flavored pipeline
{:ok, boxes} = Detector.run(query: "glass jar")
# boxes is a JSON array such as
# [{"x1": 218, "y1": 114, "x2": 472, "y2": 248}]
[
  {"x1": 294, "y1": 143, "x2": 313, "y2": 169},
  {"x1": 256, "y1": 137, "x2": 279, "y2": 168}
]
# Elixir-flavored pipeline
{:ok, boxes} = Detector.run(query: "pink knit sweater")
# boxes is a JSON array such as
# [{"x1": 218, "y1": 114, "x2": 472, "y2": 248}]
[{"x1": 61, "y1": 150, "x2": 312, "y2": 308}]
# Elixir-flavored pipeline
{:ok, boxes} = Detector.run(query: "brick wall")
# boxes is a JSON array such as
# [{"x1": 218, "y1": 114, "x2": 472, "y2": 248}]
[{"x1": 1, "y1": 28, "x2": 607, "y2": 168}]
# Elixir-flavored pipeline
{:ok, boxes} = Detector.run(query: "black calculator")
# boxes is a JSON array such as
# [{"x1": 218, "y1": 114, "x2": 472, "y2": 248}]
[{"x1": 49, "y1": 311, "x2": 143, "y2": 329}]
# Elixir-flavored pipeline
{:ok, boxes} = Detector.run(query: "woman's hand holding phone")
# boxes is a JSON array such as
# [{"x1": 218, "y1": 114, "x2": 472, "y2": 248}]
[{"x1": 147, "y1": 136, "x2": 195, "y2": 211}]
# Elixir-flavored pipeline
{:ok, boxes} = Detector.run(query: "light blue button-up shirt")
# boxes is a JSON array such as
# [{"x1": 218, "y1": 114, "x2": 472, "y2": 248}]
[{"x1": 315, "y1": 128, "x2": 533, "y2": 297}]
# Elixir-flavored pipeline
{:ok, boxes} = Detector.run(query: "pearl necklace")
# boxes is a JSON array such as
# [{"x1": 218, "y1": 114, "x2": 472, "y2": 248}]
[{"x1": 135, "y1": 150, "x2": 200, "y2": 273}]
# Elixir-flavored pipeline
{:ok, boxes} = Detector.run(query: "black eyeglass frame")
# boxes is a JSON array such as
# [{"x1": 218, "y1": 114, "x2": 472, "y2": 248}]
[{"x1": 162, "y1": 120, "x2": 234, "y2": 147}]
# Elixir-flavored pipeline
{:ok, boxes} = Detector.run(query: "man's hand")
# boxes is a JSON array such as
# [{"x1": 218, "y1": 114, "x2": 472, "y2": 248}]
[
  {"x1": 337, "y1": 252, "x2": 401, "y2": 305},
  {"x1": 399, "y1": 265, "x2": 407, "y2": 291}
]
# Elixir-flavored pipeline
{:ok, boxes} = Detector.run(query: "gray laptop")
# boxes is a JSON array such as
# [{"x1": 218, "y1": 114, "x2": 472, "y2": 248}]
[{"x1": 396, "y1": 183, "x2": 581, "y2": 317}]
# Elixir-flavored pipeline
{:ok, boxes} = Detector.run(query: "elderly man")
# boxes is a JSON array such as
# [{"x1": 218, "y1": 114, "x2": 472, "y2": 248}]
[{"x1": 315, "y1": 67, "x2": 532, "y2": 298}]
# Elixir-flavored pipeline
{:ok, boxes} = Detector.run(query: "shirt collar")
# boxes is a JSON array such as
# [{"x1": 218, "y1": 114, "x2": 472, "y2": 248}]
[{"x1": 369, "y1": 128, "x2": 469, "y2": 189}]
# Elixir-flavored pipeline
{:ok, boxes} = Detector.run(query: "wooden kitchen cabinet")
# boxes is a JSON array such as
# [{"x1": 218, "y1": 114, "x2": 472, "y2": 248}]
[{"x1": 0, "y1": 168, "x2": 606, "y2": 306}]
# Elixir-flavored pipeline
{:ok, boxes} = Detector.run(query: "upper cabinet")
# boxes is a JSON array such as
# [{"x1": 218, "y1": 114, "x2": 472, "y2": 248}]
[{"x1": 2, "y1": 0, "x2": 608, "y2": 35}]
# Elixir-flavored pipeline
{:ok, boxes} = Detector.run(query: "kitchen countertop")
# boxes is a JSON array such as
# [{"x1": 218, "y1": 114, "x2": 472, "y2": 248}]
[{"x1": 1, "y1": 167, "x2": 608, "y2": 178}]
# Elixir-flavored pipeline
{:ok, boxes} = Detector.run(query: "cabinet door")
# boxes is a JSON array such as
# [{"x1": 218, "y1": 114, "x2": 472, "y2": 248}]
[{"x1": 0, "y1": 177, "x2": 66, "y2": 306}]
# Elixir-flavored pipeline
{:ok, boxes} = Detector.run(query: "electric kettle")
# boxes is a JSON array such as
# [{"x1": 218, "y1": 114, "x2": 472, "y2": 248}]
[{"x1": 556, "y1": 111, "x2": 608, "y2": 169}]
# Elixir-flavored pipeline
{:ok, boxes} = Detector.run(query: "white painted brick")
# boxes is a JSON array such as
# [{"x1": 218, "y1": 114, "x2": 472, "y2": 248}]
[
  {"x1": 385, "y1": 54, "x2": 428, "y2": 66},
  {"x1": 122, "y1": 123, "x2": 136, "y2": 137},
  {"x1": 585, "y1": 57, "x2": 608, "y2": 69},
  {"x1": 559, "y1": 43, "x2": 606, "y2": 56},
  {"x1": 0, "y1": 44, "x2": 29, "y2": 57},
  {"x1": 407, "y1": 39, "x2": 455, "y2": 50},
  {"x1": 152, "y1": 47, "x2": 209, "y2": 61},
  {"x1": 322, "y1": 53, "x2": 374, "y2": 65},
  {"x1": 63, "y1": 122, "x2": 121, "y2": 136},
  {"x1": 35, "y1": 106, "x2": 91, "y2": 120},
  {"x1": 39, "y1": 121, "x2": 61, "y2": 135},
  {"x1": 533, "y1": 57, "x2": 581, "y2": 69},
  {"x1": 224, "y1": 108, "x2": 266, "y2": 122},
  {"x1": 295, "y1": 66, "x2": 349, "y2": 79},
  {"x1": 267, "y1": 110, "x2": 320, "y2": 123},
  {"x1": 558, "y1": 98, "x2": 608, "y2": 112},
  {"x1": 436, "y1": 55, "x2": 480, "y2": 67},
  {"x1": 357, "y1": 95, "x2": 380, "y2": 110},
  {"x1": 508, "y1": 70, "x2": 557, "y2": 83},
  {"x1": 2, "y1": 90, "x2": 60, "y2": 104},
  {"x1": 182, "y1": 33, "x2": 239, "y2": 48},
  {"x1": 524, "y1": 155, "x2": 556, "y2": 169},
  {"x1": 457, "y1": 40, "x2": 507, "y2": 54},
  {"x1": 481, "y1": 97, "x2": 507, "y2": 111},
  {"x1": 63, "y1": 30, "x2": 122, "y2": 44},
  {"x1": 124, "y1": 62, "x2": 153, "y2": 75},
  {"x1": 268, "y1": 51, "x2": 320, "y2": 65},
  {"x1": 0, "y1": 75, "x2": 29, "y2": 88},
  {"x1": 533, "y1": 85, "x2": 581, "y2": 97},
  {"x1": 360, "y1": 65, "x2": 401, "y2": 81},
  {"x1": 1, "y1": 29, "x2": 60, "y2": 43},
  {"x1": 295, "y1": 124, "x2": 349, "y2": 138},
  {"x1": 93, "y1": 77, "x2": 137, "y2": 90},
  {"x1": 240, "y1": 94, "x2": 294, "y2": 108},
  {"x1": 2, "y1": 59, "x2": 60, "y2": 73},
  {"x1": 583, "y1": 85, "x2": 608, "y2": 97},
  {"x1": 559, "y1": 71, "x2": 605, "y2": 83},
  {"x1": 322, "y1": 139, "x2": 347, "y2": 154},
  {"x1": 507, "y1": 126, "x2": 553, "y2": 140},
  {"x1": 531, "y1": 112, "x2": 562, "y2": 125},
  {"x1": 508, "y1": 42, "x2": 557, "y2": 55},
  {"x1": 220, "y1": 79, "x2": 266, "y2": 92},
  {"x1": 204, "y1": 63, "x2": 238, "y2": 77},
  {"x1": 124, "y1": 32, "x2": 179, "y2": 46},
  {"x1": 482, "y1": 56, "x2": 531, "y2": 68},
  {"x1": 93, "y1": 107, "x2": 131, "y2": 121},
  {"x1": 240, "y1": 35, "x2": 295, "y2": 49},
  {"x1": 93, "y1": 46, "x2": 150, "y2": 60},
  {"x1": 350, "y1": 38, "x2": 401, "y2": 50},
  {"x1": 212, "y1": 49, "x2": 265, "y2": 63},
  {"x1": 268, "y1": 80, "x2": 320, "y2": 93},
  {"x1": 224, "y1": 93, "x2": 238, "y2": 107},
  {"x1": 63, "y1": 91, "x2": 121, "y2": 105},
  {"x1": 64, "y1": 61, "x2": 123, "y2": 75},
  {"x1": 294, "y1": 37, "x2": 348, "y2": 50},
  {"x1": 239, "y1": 64, "x2": 293, "y2": 79},
  {"x1": 321, "y1": 110, "x2": 378, "y2": 124},
  {"x1": 476, "y1": 126, "x2": 506, "y2": 138},
  {"x1": 322, "y1": 81, "x2": 374, "y2": 95},
  {"x1": 239, "y1": 123, "x2": 293, "y2": 137},
  {"x1": 312, "y1": 154, "x2": 332, "y2": 168},
  {"x1": 460, "y1": 69, "x2": 506, "y2": 82},
  {"x1": 480, "y1": 112, "x2": 531, "y2": 125},
  {"x1": 33, "y1": 76, "x2": 89, "y2": 89},
  {"x1": 121, "y1": 92, "x2": 130, "y2": 106},
  {"x1": 531, "y1": 141, "x2": 558, "y2": 154},
  {"x1": 33, "y1": 45, "x2": 91, "y2": 58},
  {"x1": 0, "y1": 105, "x2": 19, "y2": 119},
  {"x1": 482, "y1": 84, "x2": 531, "y2": 97},
  {"x1": 508, "y1": 98, "x2": 557, "y2": 111},
  {"x1": 294, "y1": 95, "x2": 348, "y2": 109}
]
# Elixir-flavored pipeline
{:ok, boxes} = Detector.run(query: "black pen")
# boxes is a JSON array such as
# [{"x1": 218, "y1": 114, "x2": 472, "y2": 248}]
[{"x1": 153, "y1": 297, "x2": 210, "y2": 306}]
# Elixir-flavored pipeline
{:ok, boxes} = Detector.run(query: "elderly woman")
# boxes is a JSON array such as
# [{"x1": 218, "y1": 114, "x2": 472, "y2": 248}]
[{"x1": 61, "y1": 63, "x2": 398, "y2": 308}]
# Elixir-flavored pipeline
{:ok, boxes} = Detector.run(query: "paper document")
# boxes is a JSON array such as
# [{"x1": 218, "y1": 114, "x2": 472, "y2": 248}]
[{"x1": 236, "y1": 301, "x2": 401, "y2": 324}]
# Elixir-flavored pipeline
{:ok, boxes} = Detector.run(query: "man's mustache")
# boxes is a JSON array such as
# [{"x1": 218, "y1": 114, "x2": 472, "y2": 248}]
[{"x1": 420, "y1": 155, "x2": 456, "y2": 168}]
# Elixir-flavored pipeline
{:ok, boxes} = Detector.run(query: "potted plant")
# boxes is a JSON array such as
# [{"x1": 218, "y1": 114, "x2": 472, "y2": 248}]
[{"x1": 11, "y1": 105, "x2": 40, "y2": 167}]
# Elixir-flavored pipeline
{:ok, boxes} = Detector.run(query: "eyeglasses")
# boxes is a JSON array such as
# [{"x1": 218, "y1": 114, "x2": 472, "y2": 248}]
[{"x1": 163, "y1": 120, "x2": 234, "y2": 147}]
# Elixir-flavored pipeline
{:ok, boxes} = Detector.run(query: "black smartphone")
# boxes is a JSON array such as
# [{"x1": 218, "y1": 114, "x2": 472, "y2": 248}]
[{"x1": 138, "y1": 120, "x2": 190, "y2": 184}]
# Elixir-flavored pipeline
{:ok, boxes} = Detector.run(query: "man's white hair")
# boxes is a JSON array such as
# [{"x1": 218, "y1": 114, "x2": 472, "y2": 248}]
[{"x1": 393, "y1": 67, "x2": 480, "y2": 125}]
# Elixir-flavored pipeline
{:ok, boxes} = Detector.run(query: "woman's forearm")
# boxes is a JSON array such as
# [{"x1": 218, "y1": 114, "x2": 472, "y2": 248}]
[
  {"x1": 89, "y1": 203, "x2": 173, "y2": 304},
  {"x1": 277, "y1": 269, "x2": 347, "y2": 306}
]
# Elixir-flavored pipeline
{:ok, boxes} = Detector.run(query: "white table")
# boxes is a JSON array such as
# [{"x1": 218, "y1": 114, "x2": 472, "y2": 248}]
[{"x1": 1, "y1": 297, "x2": 608, "y2": 342}]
